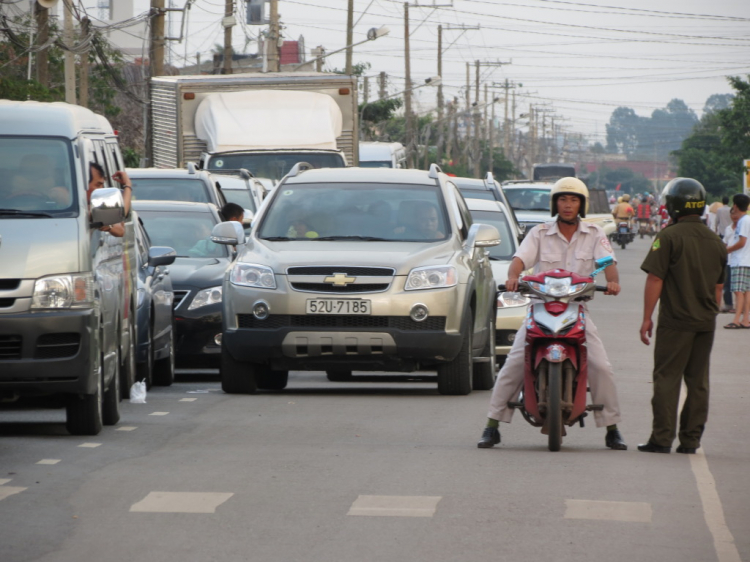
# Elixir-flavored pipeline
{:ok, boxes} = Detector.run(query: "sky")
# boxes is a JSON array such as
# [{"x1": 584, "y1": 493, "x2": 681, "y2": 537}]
[{"x1": 98, "y1": 1, "x2": 750, "y2": 143}]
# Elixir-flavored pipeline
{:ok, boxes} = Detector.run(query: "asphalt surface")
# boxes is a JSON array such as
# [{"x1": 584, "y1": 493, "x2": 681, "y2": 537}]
[{"x1": 1, "y1": 235, "x2": 748, "y2": 562}]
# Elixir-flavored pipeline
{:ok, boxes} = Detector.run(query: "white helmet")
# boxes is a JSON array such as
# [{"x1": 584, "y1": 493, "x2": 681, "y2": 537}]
[{"x1": 550, "y1": 177, "x2": 589, "y2": 218}]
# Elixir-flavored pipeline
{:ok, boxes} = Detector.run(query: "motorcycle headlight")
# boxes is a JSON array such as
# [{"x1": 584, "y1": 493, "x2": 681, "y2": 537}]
[
  {"x1": 544, "y1": 276, "x2": 571, "y2": 297},
  {"x1": 188, "y1": 286, "x2": 223, "y2": 310},
  {"x1": 31, "y1": 273, "x2": 94, "y2": 309},
  {"x1": 405, "y1": 266, "x2": 457, "y2": 291},
  {"x1": 497, "y1": 291, "x2": 531, "y2": 308},
  {"x1": 230, "y1": 263, "x2": 276, "y2": 289}
]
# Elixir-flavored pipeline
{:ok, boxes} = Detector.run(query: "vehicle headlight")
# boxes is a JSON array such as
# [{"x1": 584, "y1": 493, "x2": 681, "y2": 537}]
[
  {"x1": 544, "y1": 276, "x2": 571, "y2": 297},
  {"x1": 230, "y1": 263, "x2": 276, "y2": 289},
  {"x1": 497, "y1": 291, "x2": 530, "y2": 308},
  {"x1": 31, "y1": 273, "x2": 94, "y2": 309},
  {"x1": 405, "y1": 266, "x2": 457, "y2": 291},
  {"x1": 188, "y1": 286, "x2": 223, "y2": 310},
  {"x1": 137, "y1": 288, "x2": 146, "y2": 308}
]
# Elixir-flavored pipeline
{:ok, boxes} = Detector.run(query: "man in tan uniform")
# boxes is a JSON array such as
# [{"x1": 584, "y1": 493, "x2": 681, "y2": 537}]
[{"x1": 478, "y1": 178, "x2": 627, "y2": 450}]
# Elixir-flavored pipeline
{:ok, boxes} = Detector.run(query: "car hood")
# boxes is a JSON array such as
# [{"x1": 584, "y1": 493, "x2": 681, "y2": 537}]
[
  {"x1": 513, "y1": 210, "x2": 551, "y2": 225},
  {"x1": 0, "y1": 218, "x2": 80, "y2": 278},
  {"x1": 240, "y1": 239, "x2": 457, "y2": 276},
  {"x1": 169, "y1": 257, "x2": 230, "y2": 290}
]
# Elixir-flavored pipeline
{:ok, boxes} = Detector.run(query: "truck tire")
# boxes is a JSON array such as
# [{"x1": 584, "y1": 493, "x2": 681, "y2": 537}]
[
  {"x1": 437, "y1": 311, "x2": 473, "y2": 396},
  {"x1": 153, "y1": 323, "x2": 175, "y2": 387},
  {"x1": 102, "y1": 348, "x2": 121, "y2": 426},
  {"x1": 326, "y1": 370, "x2": 353, "y2": 382},
  {"x1": 221, "y1": 339, "x2": 257, "y2": 394},
  {"x1": 66, "y1": 369, "x2": 103, "y2": 436},
  {"x1": 472, "y1": 317, "x2": 497, "y2": 390},
  {"x1": 257, "y1": 367, "x2": 289, "y2": 390}
]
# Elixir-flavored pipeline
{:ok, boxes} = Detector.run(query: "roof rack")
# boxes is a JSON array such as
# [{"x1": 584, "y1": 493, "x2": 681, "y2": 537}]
[
  {"x1": 206, "y1": 167, "x2": 255, "y2": 180},
  {"x1": 428, "y1": 163, "x2": 443, "y2": 179},
  {"x1": 186, "y1": 162, "x2": 197, "y2": 174},
  {"x1": 287, "y1": 162, "x2": 314, "y2": 178},
  {"x1": 484, "y1": 171, "x2": 495, "y2": 189}
]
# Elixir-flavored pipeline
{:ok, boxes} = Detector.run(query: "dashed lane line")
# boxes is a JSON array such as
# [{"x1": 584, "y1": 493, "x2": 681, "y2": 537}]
[
  {"x1": 116, "y1": 426, "x2": 138, "y2": 431},
  {"x1": 564, "y1": 500, "x2": 652, "y2": 523},
  {"x1": 36, "y1": 459, "x2": 60, "y2": 465},
  {"x1": 347, "y1": 495, "x2": 442, "y2": 517},
  {"x1": 78, "y1": 443, "x2": 102, "y2": 448},
  {"x1": 149, "y1": 412, "x2": 169, "y2": 416},
  {"x1": 0, "y1": 487, "x2": 27, "y2": 501},
  {"x1": 129, "y1": 492, "x2": 234, "y2": 513}
]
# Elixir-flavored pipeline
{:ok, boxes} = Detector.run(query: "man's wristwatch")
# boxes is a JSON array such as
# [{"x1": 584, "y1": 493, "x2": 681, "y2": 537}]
[{"x1": 122, "y1": 185, "x2": 132, "y2": 190}]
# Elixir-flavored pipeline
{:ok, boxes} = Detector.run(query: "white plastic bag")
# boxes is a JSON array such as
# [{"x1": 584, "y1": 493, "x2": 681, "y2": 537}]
[{"x1": 129, "y1": 380, "x2": 147, "y2": 403}]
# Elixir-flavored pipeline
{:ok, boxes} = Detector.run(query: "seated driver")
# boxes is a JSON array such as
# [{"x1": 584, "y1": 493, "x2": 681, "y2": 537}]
[
  {"x1": 477, "y1": 177, "x2": 627, "y2": 452},
  {"x1": 401, "y1": 202, "x2": 444, "y2": 239},
  {"x1": 10, "y1": 155, "x2": 71, "y2": 208}
]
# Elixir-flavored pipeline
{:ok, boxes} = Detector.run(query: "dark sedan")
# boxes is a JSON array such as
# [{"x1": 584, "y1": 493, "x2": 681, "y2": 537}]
[{"x1": 132, "y1": 201, "x2": 232, "y2": 369}]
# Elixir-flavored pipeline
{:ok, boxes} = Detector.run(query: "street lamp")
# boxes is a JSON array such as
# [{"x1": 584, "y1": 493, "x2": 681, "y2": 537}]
[
  {"x1": 359, "y1": 76, "x2": 441, "y2": 140},
  {"x1": 294, "y1": 26, "x2": 391, "y2": 71}
]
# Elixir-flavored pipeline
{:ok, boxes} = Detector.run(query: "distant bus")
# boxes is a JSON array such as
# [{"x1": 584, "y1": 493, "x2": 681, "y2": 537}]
[{"x1": 533, "y1": 163, "x2": 576, "y2": 181}]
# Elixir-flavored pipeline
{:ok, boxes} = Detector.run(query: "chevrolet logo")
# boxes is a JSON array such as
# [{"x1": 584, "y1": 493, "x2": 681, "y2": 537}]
[{"x1": 324, "y1": 273, "x2": 356, "y2": 286}]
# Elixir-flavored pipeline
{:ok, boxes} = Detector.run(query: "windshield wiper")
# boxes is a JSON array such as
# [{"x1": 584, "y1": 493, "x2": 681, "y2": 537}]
[
  {"x1": 261, "y1": 236, "x2": 294, "y2": 241},
  {"x1": 314, "y1": 236, "x2": 390, "y2": 241},
  {"x1": 526, "y1": 207, "x2": 549, "y2": 212},
  {"x1": 488, "y1": 256, "x2": 506, "y2": 261},
  {"x1": 0, "y1": 209, "x2": 54, "y2": 218}
]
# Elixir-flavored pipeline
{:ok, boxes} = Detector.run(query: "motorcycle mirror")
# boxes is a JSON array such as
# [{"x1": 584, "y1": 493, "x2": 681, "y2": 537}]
[{"x1": 594, "y1": 256, "x2": 613, "y2": 269}]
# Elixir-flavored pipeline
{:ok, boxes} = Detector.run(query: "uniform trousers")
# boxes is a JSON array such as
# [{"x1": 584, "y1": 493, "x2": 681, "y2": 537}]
[
  {"x1": 649, "y1": 325, "x2": 713, "y2": 448},
  {"x1": 487, "y1": 314, "x2": 622, "y2": 428}
]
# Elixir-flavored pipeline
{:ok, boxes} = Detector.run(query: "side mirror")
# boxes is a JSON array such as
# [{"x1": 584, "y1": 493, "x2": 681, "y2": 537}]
[
  {"x1": 595, "y1": 256, "x2": 614, "y2": 269},
  {"x1": 472, "y1": 223, "x2": 501, "y2": 248},
  {"x1": 148, "y1": 246, "x2": 176, "y2": 267},
  {"x1": 242, "y1": 209, "x2": 254, "y2": 227},
  {"x1": 90, "y1": 187, "x2": 124, "y2": 228},
  {"x1": 211, "y1": 221, "x2": 246, "y2": 246}
]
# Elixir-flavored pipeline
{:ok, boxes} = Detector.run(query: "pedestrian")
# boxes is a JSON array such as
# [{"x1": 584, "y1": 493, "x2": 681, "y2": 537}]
[
  {"x1": 722, "y1": 207, "x2": 740, "y2": 314},
  {"x1": 715, "y1": 196, "x2": 732, "y2": 236},
  {"x1": 638, "y1": 178, "x2": 727, "y2": 454},
  {"x1": 477, "y1": 177, "x2": 627, "y2": 451},
  {"x1": 724, "y1": 194, "x2": 750, "y2": 329},
  {"x1": 716, "y1": 196, "x2": 735, "y2": 312}
]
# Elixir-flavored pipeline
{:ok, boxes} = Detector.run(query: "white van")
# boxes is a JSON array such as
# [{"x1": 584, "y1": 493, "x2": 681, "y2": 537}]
[
  {"x1": 359, "y1": 142, "x2": 407, "y2": 169},
  {"x1": 0, "y1": 101, "x2": 137, "y2": 435}
]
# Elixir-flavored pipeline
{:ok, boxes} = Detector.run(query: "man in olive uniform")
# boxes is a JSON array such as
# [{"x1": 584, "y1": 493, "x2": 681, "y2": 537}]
[{"x1": 638, "y1": 178, "x2": 727, "y2": 454}]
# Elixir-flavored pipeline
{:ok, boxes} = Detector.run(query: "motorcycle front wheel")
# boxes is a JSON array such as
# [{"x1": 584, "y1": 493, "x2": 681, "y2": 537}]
[{"x1": 547, "y1": 361, "x2": 563, "y2": 451}]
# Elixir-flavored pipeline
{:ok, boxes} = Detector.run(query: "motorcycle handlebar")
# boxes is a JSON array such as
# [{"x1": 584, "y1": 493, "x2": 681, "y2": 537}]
[{"x1": 595, "y1": 285, "x2": 608, "y2": 292}]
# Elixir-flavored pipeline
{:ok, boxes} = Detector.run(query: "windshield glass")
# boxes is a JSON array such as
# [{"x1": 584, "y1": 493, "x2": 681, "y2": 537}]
[
  {"x1": 207, "y1": 153, "x2": 345, "y2": 181},
  {"x1": 359, "y1": 161, "x2": 393, "y2": 168},
  {"x1": 137, "y1": 210, "x2": 228, "y2": 258},
  {"x1": 222, "y1": 189, "x2": 256, "y2": 213},
  {"x1": 469, "y1": 210, "x2": 515, "y2": 260},
  {"x1": 504, "y1": 188, "x2": 551, "y2": 212},
  {"x1": 257, "y1": 183, "x2": 450, "y2": 242},
  {"x1": 0, "y1": 137, "x2": 77, "y2": 217},
  {"x1": 458, "y1": 189, "x2": 496, "y2": 202},
  {"x1": 131, "y1": 178, "x2": 210, "y2": 204}
]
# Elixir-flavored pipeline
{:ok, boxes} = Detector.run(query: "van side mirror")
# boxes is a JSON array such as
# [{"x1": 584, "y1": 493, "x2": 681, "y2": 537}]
[
  {"x1": 148, "y1": 246, "x2": 176, "y2": 267},
  {"x1": 242, "y1": 209, "x2": 254, "y2": 227},
  {"x1": 211, "y1": 221, "x2": 246, "y2": 246},
  {"x1": 90, "y1": 187, "x2": 125, "y2": 228}
]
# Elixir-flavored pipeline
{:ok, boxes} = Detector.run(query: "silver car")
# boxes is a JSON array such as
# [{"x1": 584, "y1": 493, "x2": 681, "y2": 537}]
[{"x1": 212, "y1": 165, "x2": 501, "y2": 395}]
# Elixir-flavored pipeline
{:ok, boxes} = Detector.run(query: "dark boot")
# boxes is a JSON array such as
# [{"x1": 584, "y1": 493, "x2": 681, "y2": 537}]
[
  {"x1": 477, "y1": 427, "x2": 501, "y2": 449},
  {"x1": 605, "y1": 429, "x2": 627, "y2": 450}
]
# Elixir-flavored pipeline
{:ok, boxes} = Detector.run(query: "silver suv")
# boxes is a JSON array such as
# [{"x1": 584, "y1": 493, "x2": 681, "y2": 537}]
[{"x1": 211, "y1": 165, "x2": 501, "y2": 395}]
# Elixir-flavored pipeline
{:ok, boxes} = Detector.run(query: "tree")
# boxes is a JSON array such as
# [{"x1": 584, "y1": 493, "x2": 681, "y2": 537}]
[
  {"x1": 605, "y1": 107, "x2": 639, "y2": 155},
  {"x1": 703, "y1": 93, "x2": 733, "y2": 115}
]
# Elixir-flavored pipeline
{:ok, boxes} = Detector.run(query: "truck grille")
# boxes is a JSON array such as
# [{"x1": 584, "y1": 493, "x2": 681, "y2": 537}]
[
  {"x1": 238, "y1": 315, "x2": 446, "y2": 331},
  {"x1": 0, "y1": 335, "x2": 22, "y2": 360},
  {"x1": 34, "y1": 333, "x2": 81, "y2": 359}
]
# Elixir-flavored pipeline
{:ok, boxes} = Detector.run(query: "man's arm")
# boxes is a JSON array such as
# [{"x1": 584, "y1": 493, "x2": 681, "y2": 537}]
[
  {"x1": 112, "y1": 170, "x2": 132, "y2": 217},
  {"x1": 603, "y1": 263, "x2": 620, "y2": 296},
  {"x1": 504, "y1": 257, "x2": 526, "y2": 292},
  {"x1": 726, "y1": 235, "x2": 746, "y2": 253},
  {"x1": 716, "y1": 284, "x2": 723, "y2": 306},
  {"x1": 640, "y1": 273, "x2": 664, "y2": 345}
]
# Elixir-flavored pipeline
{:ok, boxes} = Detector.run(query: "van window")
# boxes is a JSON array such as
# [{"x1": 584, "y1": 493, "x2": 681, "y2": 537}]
[{"x1": 0, "y1": 136, "x2": 78, "y2": 216}]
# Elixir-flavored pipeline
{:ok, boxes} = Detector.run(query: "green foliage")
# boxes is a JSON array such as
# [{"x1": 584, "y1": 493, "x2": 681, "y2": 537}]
[
  {"x1": 122, "y1": 147, "x2": 140, "y2": 168},
  {"x1": 333, "y1": 61, "x2": 371, "y2": 76},
  {"x1": 359, "y1": 98, "x2": 403, "y2": 123}
]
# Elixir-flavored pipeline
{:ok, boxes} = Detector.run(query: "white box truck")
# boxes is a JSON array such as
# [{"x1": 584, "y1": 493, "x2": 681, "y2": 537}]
[{"x1": 150, "y1": 72, "x2": 359, "y2": 181}]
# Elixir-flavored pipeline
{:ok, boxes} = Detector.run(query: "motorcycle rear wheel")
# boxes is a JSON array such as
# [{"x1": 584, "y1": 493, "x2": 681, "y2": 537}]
[{"x1": 547, "y1": 361, "x2": 563, "y2": 452}]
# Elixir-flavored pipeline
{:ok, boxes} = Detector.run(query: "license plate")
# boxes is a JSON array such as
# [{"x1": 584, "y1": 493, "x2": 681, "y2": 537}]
[{"x1": 306, "y1": 299, "x2": 371, "y2": 315}]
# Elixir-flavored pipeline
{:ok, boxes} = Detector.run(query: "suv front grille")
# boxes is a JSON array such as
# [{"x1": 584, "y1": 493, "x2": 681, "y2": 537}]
[
  {"x1": 290, "y1": 283, "x2": 390, "y2": 293},
  {"x1": 0, "y1": 298, "x2": 15, "y2": 308},
  {"x1": 0, "y1": 335, "x2": 22, "y2": 360},
  {"x1": 0, "y1": 279, "x2": 20, "y2": 290},
  {"x1": 287, "y1": 266, "x2": 394, "y2": 276},
  {"x1": 35, "y1": 333, "x2": 81, "y2": 359},
  {"x1": 238, "y1": 315, "x2": 446, "y2": 331}
]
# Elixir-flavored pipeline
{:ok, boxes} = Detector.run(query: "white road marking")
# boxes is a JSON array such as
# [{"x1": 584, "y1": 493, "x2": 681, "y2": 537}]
[
  {"x1": 564, "y1": 499, "x2": 652, "y2": 523},
  {"x1": 0, "y1": 479, "x2": 11, "y2": 485},
  {"x1": 116, "y1": 426, "x2": 138, "y2": 431},
  {"x1": 129, "y1": 492, "x2": 234, "y2": 513},
  {"x1": 149, "y1": 412, "x2": 169, "y2": 416},
  {"x1": 36, "y1": 459, "x2": 60, "y2": 465},
  {"x1": 179, "y1": 398, "x2": 197, "y2": 402},
  {"x1": 347, "y1": 495, "x2": 442, "y2": 517},
  {"x1": 0, "y1": 487, "x2": 27, "y2": 501},
  {"x1": 78, "y1": 443, "x2": 102, "y2": 448}
]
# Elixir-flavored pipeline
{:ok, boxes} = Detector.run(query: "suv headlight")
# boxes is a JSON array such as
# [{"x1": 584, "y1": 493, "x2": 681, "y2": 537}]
[
  {"x1": 188, "y1": 286, "x2": 223, "y2": 310},
  {"x1": 230, "y1": 263, "x2": 276, "y2": 289},
  {"x1": 31, "y1": 273, "x2": 94, "y2": 309},
  {"x1": 497, "y1": 291, "x2": 530, "y2": 308},
  {"x1": 405, "y1": 266, "x2": 457, "y2": 291}
]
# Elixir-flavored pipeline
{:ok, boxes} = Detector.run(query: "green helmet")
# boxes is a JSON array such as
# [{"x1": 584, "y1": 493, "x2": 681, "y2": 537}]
[{"x1": 661, "y1": 177, "x2": 706, "y2": 221}]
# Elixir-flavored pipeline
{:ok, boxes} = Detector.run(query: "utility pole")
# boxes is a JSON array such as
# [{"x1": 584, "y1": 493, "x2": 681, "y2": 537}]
[
  {"x1": 404, "y1": 3, "x2": 413, "y2": 167},
  {"x1": 489, "y1": 92, "x2": 496, "y2": 174},
  {"x1": 493, "y1": 79, "x2": 519, "y2": 156},
  {"x1": 465, "y1": 62, "x2": 470, "y2": 111},
  {"x1": 345, "y1": 0, "x2": 354, "y2": 74},
  {"x1": 472, "y1": 60, "x2": 480, "y2": 176},
  {"x1": 79, "y1": 18, "x2": 90, "y2": 108},
  {"x1": 268, "y1": 0, "x2": 280, "y2": 72},
  {"x1": 63, "y1": 0, "x2": 76, "y2": 104},
  {"x1": 363, "y1": 75, "x2": 369, "y2": 105},
  {"x1": 436, "y1": 24, "x2": 444, "y2": 166},
  {"x1": 150, "y1": 0, "x2": 165, "y2": 78},
  {"x1": 379, "y1": 71, "x2": 387, "y2": 99},
  {"x1": 35, "y1": 2, "x2": 49, "y2": 87},
  {"x1": 223, "y1": 0, "x2": 233, "y2": 74}
]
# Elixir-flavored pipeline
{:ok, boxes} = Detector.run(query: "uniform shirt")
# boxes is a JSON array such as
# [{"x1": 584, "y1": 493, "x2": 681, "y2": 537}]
[
  {"x1": 641, "y1": 216, "x2": 727, "y2": 332},
  {"x1": 715, "y1": 205, "x2": 732, "y2": 236},
  {"x1": 612, "y1": 203, "x2": 634, "y2": 219},
  {"x1": 516, "y1": 220, "x2": 615, "y2": 277}
]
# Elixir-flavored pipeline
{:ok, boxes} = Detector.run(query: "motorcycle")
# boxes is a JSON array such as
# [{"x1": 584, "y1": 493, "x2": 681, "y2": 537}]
[
  {"x1": 498, "y1": 257, "x2": 613, "y2": 452},
  {"x1": 610, "y1": 221, "x2": 634, "y2": 249}
]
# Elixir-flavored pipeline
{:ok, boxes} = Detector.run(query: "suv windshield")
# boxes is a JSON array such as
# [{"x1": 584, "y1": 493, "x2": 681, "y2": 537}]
[
  {"x1": 0, "y1": 137, "x2": 76, "y2": 217},
  {"x1": 137, "y1": 210, "x2": 228, "y2": 258},
  {"x1": 505, "y1": 187, "x2": 551, "y2": 212},
  {"x1": 258, "y1": 183, "x2": 450, "y2": 242},
  {"x1": 458, "y1": 189, "x2": 496, "y2": 202},
  {"x1": 207, "y1": 153, "x2": 345, "y2": 181},
  {"x1": 131, "y1": 178, "x2": 210, "y2": 204}
]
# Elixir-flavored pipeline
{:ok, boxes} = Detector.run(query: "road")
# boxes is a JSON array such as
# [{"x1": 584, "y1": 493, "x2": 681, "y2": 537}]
[{"x1": 1, "y1": 236, "x2": 747, "y2": 562}]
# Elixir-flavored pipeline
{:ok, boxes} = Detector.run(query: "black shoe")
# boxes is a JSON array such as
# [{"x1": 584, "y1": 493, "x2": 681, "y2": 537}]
[
  {"x1": 637, "y1": 441, "x2": 671, "y2": 454},
  {"x1": 477, "y1": 427, "x2": 501, "y2": 448},
  {"x1": 605, "y1": 429, "x2": 627, "y2": 450},
  {"x1": 676, "y1": 445, "x2": 698, "y2": 454}
]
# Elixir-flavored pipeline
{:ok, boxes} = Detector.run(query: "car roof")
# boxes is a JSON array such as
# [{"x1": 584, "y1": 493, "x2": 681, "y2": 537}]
[
  {"x1": 211, "y1": 175, "x2": 249, "y2": 189},
  {"x1": 466, "y1": 198, "x2": 506, "y2": 213},
  {"x1": 131, "y1": 200, "x2": 217, "y2": 213},
  {"x1": 451, "y1": 177, "x2": 489, "y2": 190},
  {"x1": 127, "y1": 167, "x2": 210, "y2": 180},
  {"x1": 0, "y1": 100, "x2": 113, "y2": 138},
  {"x1": 283, "y1": 167, "x2": 438, "y2": 186}
]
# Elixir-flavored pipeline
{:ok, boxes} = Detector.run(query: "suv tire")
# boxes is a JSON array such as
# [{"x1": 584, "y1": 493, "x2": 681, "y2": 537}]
[
  {"x1": 221, "y1": 340, "x2": 257, "y2": 394},
  {"x1": 66, "y1": 362, "x2": 104, "y2": 436},
  {"x1": 473, "y1": 316, "x2": 497, "y2": 390},
  {"x1": 153, "y1": 322, "x2": 176, "y2": 387},
  {"x1": 326, "y1": 370, "x2": 353, "y2": 382},
  {"x1": 257, "y1": 367, "x2": 289, "y2": 390},
  {"x1": 437, "y1": 311, "x2": 473, "y2": 395}
]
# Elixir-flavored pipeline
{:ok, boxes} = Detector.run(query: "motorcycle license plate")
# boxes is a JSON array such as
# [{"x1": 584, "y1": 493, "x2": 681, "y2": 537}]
[{"x1": 306, "y1": 299, "x2": 371, "y2": 315}]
